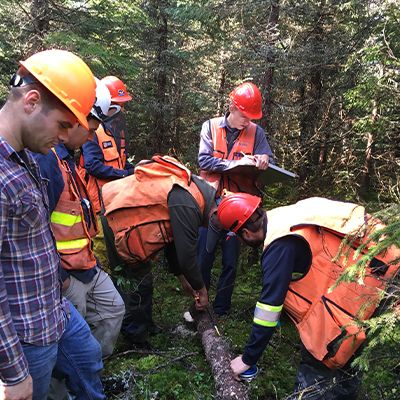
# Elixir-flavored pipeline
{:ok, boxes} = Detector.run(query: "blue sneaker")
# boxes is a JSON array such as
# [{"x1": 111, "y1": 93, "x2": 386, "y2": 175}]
[{"x1": 239, "y1": 365, "x2": 259, "y2": 382}]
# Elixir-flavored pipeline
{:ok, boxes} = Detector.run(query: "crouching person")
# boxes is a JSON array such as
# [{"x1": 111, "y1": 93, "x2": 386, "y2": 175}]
[
  {"x1": 217, "y1": 194, "x2": 399, "y2": 399},
  {"x1": 100, "y1": 155, "x2": 217, "y2": 344}
]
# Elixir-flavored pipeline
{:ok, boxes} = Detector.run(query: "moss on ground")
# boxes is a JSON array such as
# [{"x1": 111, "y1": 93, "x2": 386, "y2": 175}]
[{"x1": 103, "y1": 248, "x2": 399, "y2": 399}]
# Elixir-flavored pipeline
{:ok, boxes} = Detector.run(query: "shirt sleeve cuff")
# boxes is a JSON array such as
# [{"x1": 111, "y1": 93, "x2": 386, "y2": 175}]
[
  {"x1": 241, "y1": 352, "x2": 258, "y2": 367},
  {"x1": 184, "y1": 271, "x2": 204, "y2": 291},
  {"x1": 0, "y1": 350, "x2": 29, "y2": 385}
]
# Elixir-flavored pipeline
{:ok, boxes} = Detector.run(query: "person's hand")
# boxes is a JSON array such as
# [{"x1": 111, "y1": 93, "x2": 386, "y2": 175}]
[
  {"x1": 235, "y1": 155, "x2": 256, "y2": 167},
  {"x1": 0, "y1": 375, "x2": 33, "y2": 400},
  {"x1": 62, "y1": 277, "x2": 71, "y2": 292},
  {"x1": 253, "y1": 154, "x2": 269, "y2": 170},
  {"x1": 230, "y1": 356, "x2": 250, "y2": 381},
  {"x1": 177, "y1": 275, "x2": 196, "y2": 297},
  {"x1": 194, "y1": 286, "x2": 209, "y2": 310}
]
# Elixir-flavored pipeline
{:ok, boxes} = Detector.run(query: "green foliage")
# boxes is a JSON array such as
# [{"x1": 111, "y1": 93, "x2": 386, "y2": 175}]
[
  {"x1": 103, "y1": 205, "x2": 399, "y2": 399},
  {"x1": 0, "y1": 0, "x2": 399, "y2": 398}
]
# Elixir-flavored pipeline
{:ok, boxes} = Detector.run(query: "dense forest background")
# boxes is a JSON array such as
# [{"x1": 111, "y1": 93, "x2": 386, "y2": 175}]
[
  {"x1": 1, "y1": 0, "x2": 399, "y2": 203},
  {"x1": 0, "y1": 1, "x2": 399, "y2": 399}
]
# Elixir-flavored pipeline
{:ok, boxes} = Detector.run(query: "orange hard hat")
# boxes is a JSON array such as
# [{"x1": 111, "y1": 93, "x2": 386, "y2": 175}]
[
  {"x1": 19, "y1": 49, "x2": 96, "y2": 129},
  {"x1": 217, "y1": 193, "x2": 262, "y2": 233},
  {"x1": 229, "y1": 82, "x2": 263, "y2": 120},
  {"x1": 101, "y1": 76, "x2": 132, "y2": 103}
]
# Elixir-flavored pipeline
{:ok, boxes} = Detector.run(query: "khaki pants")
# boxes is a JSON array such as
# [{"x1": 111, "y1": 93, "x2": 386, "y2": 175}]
[{"x1": 64, "y1": 267, "x2": 125, "y2": 358}]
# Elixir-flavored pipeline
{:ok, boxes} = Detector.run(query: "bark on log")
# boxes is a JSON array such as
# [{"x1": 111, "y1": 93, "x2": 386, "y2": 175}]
[{"x1": 189, "y1": 306, "x2": 249, "y2": 400}]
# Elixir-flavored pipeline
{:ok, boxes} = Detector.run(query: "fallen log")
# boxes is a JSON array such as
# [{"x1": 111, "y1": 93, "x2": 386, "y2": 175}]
[{"x1": 189, "y1": 305, "x2": 250, "y2": 400}]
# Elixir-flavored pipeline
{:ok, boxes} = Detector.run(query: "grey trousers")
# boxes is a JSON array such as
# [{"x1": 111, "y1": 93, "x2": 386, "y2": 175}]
[{"x1": 63, "y1": 267, "x2": 125, "y2": 358}]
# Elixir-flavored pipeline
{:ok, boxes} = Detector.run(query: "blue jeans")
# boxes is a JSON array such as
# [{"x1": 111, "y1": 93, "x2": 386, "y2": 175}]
[
  {"x1": 21, "y1": 342, "x2": 58, "y2": 400},
  {"x1": 22, "y1": 301, "x2": 105, "y2": 400},
  {"x1": 197, "y1": 227, "x2": 240, "y2": 315}
]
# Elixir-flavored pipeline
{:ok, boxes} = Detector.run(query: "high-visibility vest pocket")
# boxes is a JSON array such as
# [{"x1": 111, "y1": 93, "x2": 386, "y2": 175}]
[
  {"x1": 297, "y1": 296, "x2": 366, "y2": 369},
  {"x1": 102, "y1": 145, "x2": 120, "y2": 162},
  {"x1": 114, "y1": 220, "x2": 172, "y2": 266}
]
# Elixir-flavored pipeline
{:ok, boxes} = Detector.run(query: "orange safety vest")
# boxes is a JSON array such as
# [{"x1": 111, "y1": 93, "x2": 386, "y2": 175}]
[
  {"x1": 50, "y1": 150, "x2": 98, "y2": 271},
  {"x1": 81, "y1": 124, "x2": 127, "y2": 214},
  {"x1": 199, "y1": 117, "x2": 258, "y2": 195},
  {"x1": 102, "y1": 155, "x2": 206, "y2": 265},
  {"x1": 263, "y1": 198, "x2": 399, "y2": 369}
]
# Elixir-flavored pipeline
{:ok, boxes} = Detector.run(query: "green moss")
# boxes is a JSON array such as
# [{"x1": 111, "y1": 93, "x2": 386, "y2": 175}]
[{"x1": 103, "y1": 236, "x2": 398, "y2": 399}]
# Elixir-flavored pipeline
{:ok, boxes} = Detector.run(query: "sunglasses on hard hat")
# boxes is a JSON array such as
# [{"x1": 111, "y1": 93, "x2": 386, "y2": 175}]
[{"x1": 9, "y1": 73, "x2": 38, "y2": 88}]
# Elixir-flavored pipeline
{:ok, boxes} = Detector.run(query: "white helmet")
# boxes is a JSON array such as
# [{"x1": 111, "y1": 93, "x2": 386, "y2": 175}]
[{"x1": 90, "y1": 78, "x2": 111, "y2": 121}]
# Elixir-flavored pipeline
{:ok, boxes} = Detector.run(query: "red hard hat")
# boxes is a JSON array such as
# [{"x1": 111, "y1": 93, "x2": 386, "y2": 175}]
[
  {"x1": 229, "y1": 82, "x2": 262, "y2": 120},
  {"x1": 217, "y1": 193, "x2": 262, "y2": 233},
  {"x1": 101, "y1": 76, "x2": 132, "y2": 103}
]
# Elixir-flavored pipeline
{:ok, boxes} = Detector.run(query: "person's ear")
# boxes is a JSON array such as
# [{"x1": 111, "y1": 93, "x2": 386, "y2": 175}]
[
  {"x1": 240, "y1": 227, "x2": 250, "y2": 240},
  {"x1": 23, "y1": 90, "x2": 41, "y2": 114}
]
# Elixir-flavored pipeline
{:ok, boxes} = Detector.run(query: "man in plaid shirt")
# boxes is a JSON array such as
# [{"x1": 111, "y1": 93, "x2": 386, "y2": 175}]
[{"x1": 0, "y1": 50, "x2": 105, "y2": 400}]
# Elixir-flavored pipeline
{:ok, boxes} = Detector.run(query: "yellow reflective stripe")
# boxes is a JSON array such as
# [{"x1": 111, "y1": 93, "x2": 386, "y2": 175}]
[
  {"x1": 253, "y1": 317, "x2": 279, "y2": 327},
  {"x1": 51, "y1": 211, "x2": 82, "y2": 227},
  {"x1": 292, "y1": 272, "x2": 304, "y2": 280},
  {"x1": 253, "y1": 302, "x2": 282, "y2": 327},
  {"x1": 256, "y1": 302, "x2": 283, "y2": 313},
  {"x1": 56, "y1": 238, "x2": 89, "y2": 250}
]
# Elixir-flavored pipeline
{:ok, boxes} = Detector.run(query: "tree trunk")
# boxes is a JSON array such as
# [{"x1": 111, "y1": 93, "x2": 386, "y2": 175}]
[
  {"x1": 360, "y1": 100, "x2": 377, "y2": 196},
  {"x1": 151, "y1": 0, "x2": 169, "y2": 153},
  {"x1": 216, "y1": 51, "x2": 227, "y2": 117},
  {"x1": 190, "y1": 306, "x2": 250, "y2": 400},
  {"x1": 298, "y1": 12, "x2": 324, "y2": 182},
  {"x1": 261, "y1": 0, "x2": 280, "y2": 138},
  {"x1": 30, "y1": 0, "x2": 50, "y2": 50}
]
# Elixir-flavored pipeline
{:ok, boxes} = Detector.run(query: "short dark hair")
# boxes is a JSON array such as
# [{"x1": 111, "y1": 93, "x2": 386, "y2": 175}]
[
  {"x1": 8, "y1": 72, "x2": 66, "y2": 114},
  {"x1": 237, "y1": 207, "x2": 265, "y2": 234}
]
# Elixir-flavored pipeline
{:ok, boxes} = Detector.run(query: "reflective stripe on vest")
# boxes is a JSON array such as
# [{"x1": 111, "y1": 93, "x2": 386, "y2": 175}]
[
  {"x1": 262, "y1": 198, "x2": 400, "y2": 369},
  {"x1": 56, "y1": 238, "x2": 90, "y2": 251},
  {"x1": 50, "y1": 149, "x2": 97, "y2": 270},
  {"x1": 51, "y1": 211, "x2": 82, "y2": 227},
  {"x1": 253, "y1": 302, "x2": 283, "y2": 327}
]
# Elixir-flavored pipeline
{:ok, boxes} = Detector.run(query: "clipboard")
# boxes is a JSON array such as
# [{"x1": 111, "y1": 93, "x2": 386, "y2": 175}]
[{"x1": 224, "y1": 163, "x2": 298, "y2": 185}]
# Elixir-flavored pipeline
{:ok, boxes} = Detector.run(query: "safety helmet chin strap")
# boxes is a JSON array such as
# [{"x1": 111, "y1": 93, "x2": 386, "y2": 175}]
[
  {"x1": 91, "y1": 102, "x2": 107, "y2": 121},
  {"x1": 108, "y1": 104, "x2": 121, "y2": 116},
  {"x1": 91, "y1": 103, "x2": 121, "y2": 122}
]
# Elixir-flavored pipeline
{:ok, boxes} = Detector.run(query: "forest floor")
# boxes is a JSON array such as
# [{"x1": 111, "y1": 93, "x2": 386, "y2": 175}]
[{"x1": 101, "y1": 245, "x2": 398, "y2": 400}]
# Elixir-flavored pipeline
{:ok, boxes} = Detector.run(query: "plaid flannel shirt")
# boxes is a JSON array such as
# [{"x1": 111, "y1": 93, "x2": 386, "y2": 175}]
[{"x1": 0, "y1": 137, "x2": 67, "y2": 385}]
